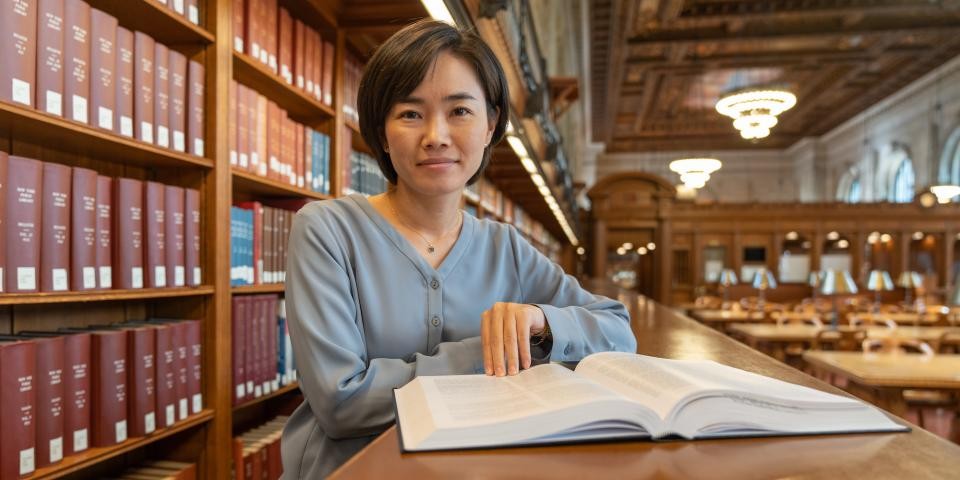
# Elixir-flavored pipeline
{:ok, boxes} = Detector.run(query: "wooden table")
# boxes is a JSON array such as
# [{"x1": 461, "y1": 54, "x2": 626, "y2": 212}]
[
  {"x1": 689, "y1": 309, "x2": 766, "y2": 330},
  {"x1": 329, "y1": 290, "x2": 960, "y2": 479},
  {"x1": 729, "y1": 324, "x2": 960, "y2": 360}
]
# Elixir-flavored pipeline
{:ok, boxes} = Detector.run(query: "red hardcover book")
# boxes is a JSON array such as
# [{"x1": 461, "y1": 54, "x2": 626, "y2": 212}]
[
  {"x1": 63, "y1": 0, "x2": 89, "y2": 123},
  {"x1": 278, "y1": 7, "x2": 291, "y2": 85},
  {"x1": 236, "y1": 201, "x2": 262, "y2": 283},
  {"x1": 246, "y1": 0, "x2": 260, "y2": 63},
  {"x1": 255, "y1": 93, "x2": 267, "y2": 176},
  {"x1": 164, "y1": 185, "x2": 185, "y2": 287},
  {"x1": 245, "y1": 295, "x2": 258, "y2": 397},
  {"x1": 89, "y1": 330, "x2": 128, "y2": 447},
  {"x1": 186, "y1": 0, "x2": 199, "y2": 25},
  {"x1": 144, "y1": 181, "x2": 166, "y2": 288},
  {"x1": 232, "y1": 0, "x2": 244, "y2": 53},
  {"x1": 293, "y1": 19, "x2": 304, "y2": 90},
  {"x1": 0, "y1": 152, "x2": 6, "y2": 293},
  {"x1": 95, "y1": 175, "x2": 112, "y2": 289},
  {"x1": 89, "y1": 8, "x2": 116, "y2": 131},
  {"x1": 237, "y1": 83, "x2": 249, "y2": 169},
  {"x1": 151, "y1": 323, "x2": 177, "y2": 428},
  {"x1": 31, "y1": 336, "x2": 64, "y2": 467},
  {"x1": 258, "y1": 295, "x2": 270, "y2": 393},
  {"x1": 124, "y1": 326, "x2": 156, "y2": 437},
  {"x1": 112, "y1": 177, "x2": 144, "y2": 289},
  {"x1": 170, "y1": 0, "x2": 185, "y2": 17},
  {"x1": 267, "y1": 100, "x2": 279, "y2": 181},
  {"x1": 36, "y1": 0, "x2": 64, "y2": 115},
  {"x1": 231, "y1": 296, "x2": 247, "y2": 405},
  {"x1": 169, "y1": 50, "x2": 186, "y2": 152},
  {"x1": 247, "y1": 86, "x2": 258, "y2": 173},
  {"x1": 266, "y1": 295, "x2": 278, "y2": 390},
  {"x1": 229, "y1": 79, "x2": 237, "y2": 166},
  {"x1": 0, "y1": 340, "x2": 37, "y2": 478},
  {"x1": 40, "y1": 162, "x2": 71, "y2": 292},
  {"x1": 154, "y1": 43, "x2": 170, "y2": 148},
  {"x1": 167, "y1": 321, "x2": 189, "y2": 420},
  {"x1": 187, "y1": 60, "x2": 204, "y2": 156},
  {"x1": 115, "y1": 26, "x2": 134, "y2": 137},
  {"x1": 184, "y1": 188, "x2": 201, "y2": 286},
  {"x1": 266, "y1": 0, "x2": 276, "y2": 73},
  {"x1": 183, "y1": 320, "x2": 202, "y2": 414},
  {"x1": 0, "y1": 0, "x2": 37, "y2": 107},
  {"x1": 70, "y1": 166, "x2": 97, "y2": 290},
  {"x1": 303, "y1": 25, "x2": 313, "y2": 97},
  {"x1": 133, "y1": 32, "x2": 155, "y2": 143},
  {"x1": 61, "y1": 332, "x2": 91, "y2": 455},
  {"x1": 314, "y1": 30, "x2": 323, "y2": 101},
  {"x1": 322, "y1": 40, "x2": 333, "y2": 106}
]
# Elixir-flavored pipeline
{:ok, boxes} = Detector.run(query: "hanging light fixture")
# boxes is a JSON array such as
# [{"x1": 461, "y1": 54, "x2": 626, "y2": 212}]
[
  {"x1": 669, "y1": 158, "x2": 722, "y2": 189},
  {"x1": 930, "y1": 185, "x2": 960, "y2": 204},
  {"x1": 715, "y1": 88, "x2": 796, "y2": 140}
]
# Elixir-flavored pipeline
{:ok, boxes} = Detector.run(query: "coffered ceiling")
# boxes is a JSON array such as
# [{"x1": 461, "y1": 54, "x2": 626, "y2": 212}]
[{"x1": 590, "y1": 0, "x2": 960, "y2": 152}]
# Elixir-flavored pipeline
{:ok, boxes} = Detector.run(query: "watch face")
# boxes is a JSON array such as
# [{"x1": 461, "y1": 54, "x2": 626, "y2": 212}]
[{"x1": 919, "y1": 192, "x2": 937, "y2": 208}]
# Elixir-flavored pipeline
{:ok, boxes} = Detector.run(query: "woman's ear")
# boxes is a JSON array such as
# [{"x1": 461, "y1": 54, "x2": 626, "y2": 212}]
[{"x1": 485, "y1": 107, "x2": 500, "y2": 146}]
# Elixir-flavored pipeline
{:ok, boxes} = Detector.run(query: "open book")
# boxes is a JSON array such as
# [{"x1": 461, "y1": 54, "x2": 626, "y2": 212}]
[{"x1": 393, "y1": 352, "x2": 907, "y2": 452}]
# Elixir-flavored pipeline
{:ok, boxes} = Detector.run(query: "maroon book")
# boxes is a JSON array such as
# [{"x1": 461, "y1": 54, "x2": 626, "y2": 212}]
[
  {"x1": 184, "y1": 188, "x2": 201, "y2": 286},
  {"x1": 168, "y1": 50, "x2": 186, "y2": 152},
  {"x1": 236, "y1": 82, "x2": 248, "y2": 169},
  {"x1": 95, "y1": 175, "x2": 112, "y2": 289},
  {"x1": 322, "y1": 40, "x2": 334, "y2": 106},
  {"x1": 115, "y1": 26, "x2": 134, "y2": 137},
  {"x1": 293, "y1": 19, "x2": 305, "y2": 90},
  {"x1": 0, "y1": 0, "x2": 37, "y2": 107},
  {"x1": 267, "y1": 100, "x2": 279, "y2": 181},
  {"x1": 112, "y1": 177, "x2": 144, "y2": 289},
  {"x1": 278, "y1": 8, "x2": 291, "y2": 85},
  {"x1": 266, "y1": 295, "x2": 278, "y2": 390},
  {"x1": 71, "y1": 166, "x2": 97, "y2": 290},
  {"x1": 154, "y1": 42, "x2": 170, "y2": 148},
  {"x1": 61, "y1": 332, "x2": 91, "y2": 455},
  {"x1": 89, "y1": 8, "x2": 116, "y2": 131},
  {"x1": 36, "y1": 0, "x2": 64, "y2": 115},
  {"x1": 248, "y1": 296, "x2": 261, "y2": 397},
  {"x1": 187, "y1": 0, "x2": 199, "y2": 25},
  {"x1": 171, "y1": 322, "x2": 189, "y2": 420},
  {"x1": 124, "y1": 326, "x2": 156, "y2": 437},
  {"x1": 303, "y1": 24, "x2": 313, "y2": 97},
  {"x1": 229, "y1": 79, "x2": 237, "y2": 166},
  {"x1": 314, "y1": 30, "x2": 323, "y2": 101},
  {"x1": 144, "y1": 181, "x2": 166, "y2": 288},
  {"x1": 63, "y1": 0, "x2": 89, "y2": 123},
  {"x1": 40, "y1": 161, "x2": 71, "y2": 292},
  {"x1": 233, "y1": 0, "x2": 244, "y2": 53},
  {"x1": 231, "y1": 296, "x2": 247, "y2": 404},
  {"x1": 0, "y1": 151, "x2": 6, "y2": 293},
  {"x1": 151, "y1": 323, "x2": 176, "y2": 428},
  {"x1": 133, "y1": 31, "x2": 155, "y2": 144},
  {"x1": 0, "y1": 340, "x2": 37, "y2": 478},
  {"x1": 89, "y1": 330, "x2": 128, "y2": 447},
  {"x1": 164, "y1": 185, "x2": 185, "y2": 287},
  {"x1": 183, "y1": 320, "x2": 202, "y2": 414},
  {"x1": 31, "y1": 336, "x2": 64, "y2": 468},
  {"x1": 187, "y1": 60, "x2": 204, "y2": 157}
]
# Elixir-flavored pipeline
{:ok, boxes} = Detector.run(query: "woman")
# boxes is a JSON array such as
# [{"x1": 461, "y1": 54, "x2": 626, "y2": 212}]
[{"x1": 281, "y1": 19, "x2": 636, "y2": 478}]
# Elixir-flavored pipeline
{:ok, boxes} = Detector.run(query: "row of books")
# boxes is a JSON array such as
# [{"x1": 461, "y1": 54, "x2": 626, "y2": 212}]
[
  {"x1": 228, "y1": 80, "x2": 332, "y2": 195},
  {"x1": 0, "y1": 153, "x2": 202, "y2": 293},
  {"x1": 154, "y1": 0, "x2": 202, "y2": 27},
  {"x1": 233, "y1": 416, "x2": 286, "y2": 480},
  {"x1": 232, "y1": 0, "x2": 334, "y2": 106},
  {"x1": 0, "y1": 319, "x2": 202, "y2": 478},
  {"x1": 0, "y1": 0, "x2": 206, "y2": 156},
  {"x1": 341, "y1": 151, "x2": 387, "y2": 197},
  {"x1": 101, "y1": 459, "x2": 197, "y2": 480},
  {"x1": 231, "y1": 295, "x2": 296, "y2": 405},
  {"x1": 230, "y1": 202, "x2": 297, "y2": 286},
  {"x1": 342, "y1": 53, "x2": 362, "y2": 125}
]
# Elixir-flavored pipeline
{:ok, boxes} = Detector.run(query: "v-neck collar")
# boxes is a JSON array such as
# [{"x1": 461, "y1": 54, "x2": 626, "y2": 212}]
[{"x1": 350, "y1": 194, "x2": 475, "y2": 280}]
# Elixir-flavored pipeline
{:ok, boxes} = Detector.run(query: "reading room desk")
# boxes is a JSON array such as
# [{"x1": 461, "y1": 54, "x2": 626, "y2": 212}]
[
  {"x1": 729, "y1": 324, "x2": 960, "y2": 360},
  {"x1": 329, "y1": 291, "x2": 960, "y2": 480}
]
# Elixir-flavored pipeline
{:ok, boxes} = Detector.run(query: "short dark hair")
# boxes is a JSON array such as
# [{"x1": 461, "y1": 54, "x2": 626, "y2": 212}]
[{"x1": 357, "y1": 19, "x2": 509, "y2": 186}]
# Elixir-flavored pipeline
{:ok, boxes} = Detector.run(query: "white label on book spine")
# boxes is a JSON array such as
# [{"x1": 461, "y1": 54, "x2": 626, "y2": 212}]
[
  {"x1": 189, "y1": 6, "x2": 199, "y2": 24},
  {"x1": 246, "y1": 380, "x2": 254, "y2": 395},
  {"x1": 49, "y1": 437, "x2": 63, "y2": 463},
  {"x1": 19, "y1": 448, "x2": 34, "y2": 475},
  {"x1": 141, "y1": 121, "x2": 154, "y2": 143},
  {"x1": 194, "y1": 138, "x2": 204, "y2": 156},
  {"x1": 145, "y1": 412, "x2": 156, "y2": 433},
  {"x1": 12, "y1": 78, "x2": 30, "y2": 106},
  {"x1": 52, "y1": 268, "x2": 68, "y2": 291},
  {"x1": 230, "y1": 151, "x2": 237, "y2": 165},
  {"x1": 155, "y1": 266, "x2": 166, "y2": 287},
  {"x1": 83, "y1": 266, "x2": 96, "y2": 288},
  {"x1": 269, "y1": 55, "x2": 277, "y2": 71},
  {"x1": 174, "y1": 266, "x2": 185, "y2": 286},
  {"x1": 236, "y1": 383, "x2": 245, "y2": 399},
  {"x1": 193, "y1": 267, "x2": 201, "y2": 285},
  {"x1": 165, "y1": 404, "x2": 175, "y2": 426},
  {"x1": 72, "y1": 95, "x2": 88, "y2": 123},
  {"x1": 254, "y1": 385, "x2": 262, "y2": 397},
  {"x1": 259, "y1": 50, "x2": 268, "y2": 64},
  {"x1": 234, "y1": 37, "x2": 243, "y2": 53},
  {"x1": 241, "y1": 153, "x2": 250, "y2": 168},
  {"x1": 192, "y1": 393, "x2": 202, "y2": 413},
  {"x1": 98, "y1": 106, "x2": 113, "y2": 129},
  {"x1": 263, "y1": 381, "x2": 271, "y2": 394},
  {"x1": 120, "y1": 116, "x2": 133, "y2": 137},
  {"x1": 179, "y1": 398, "x2": 188, "y2": 420},
  {"x1": 173, "y1": 131, "x2": 185, "y2": 152},
  {"x1": 46, "y1": 90, "x2": 62, "y2": 115},
  {"x1": 100, "y1": 267, "x2": 112, "y2": 288},
  {"x1": 74, "y1": 429, "x2": 88, "y2": 451},
  {"x1": 306, "y1": 80, "x2": 314, "y2": 93},
  {"x1": 251, "y1": 43, "x2": 260, "y2": 59},
  {"x1": 157, "y1": 126, "x2": 169, "y2": 147},
  {"x1": 297, "y1": 76, "x2": 304, "y2": 88},
  {"x1": 132, "y1": 267, "x2": 143, "y2": 288},
  {"x1": 174, "y1": 0, "x2": 184, "y2": 13},
  {"x1": 115, "y1": 420, "x2": 127, "y2": 443},
  {"x1": 272, "y1": 379, "x2": 279, "y2": 391}
]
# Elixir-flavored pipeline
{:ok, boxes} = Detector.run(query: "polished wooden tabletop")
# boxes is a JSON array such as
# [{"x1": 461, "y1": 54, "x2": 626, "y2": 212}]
[
  {"x1": 730, "y1": 324, "x2": 960, "y2": 345},
  {"x1": 802, "y1": 351, "x2": 960, "y2": 389},
  {"x1": 690, "y1": 308, "x2": 766, "y2": 323},
  {"x1": 329, "y1": 287, "x2": 960, "y2": 480}
]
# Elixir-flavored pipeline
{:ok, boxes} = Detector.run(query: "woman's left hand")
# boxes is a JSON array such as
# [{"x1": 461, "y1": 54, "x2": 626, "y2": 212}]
[{"x1": 481, "y1": 302, "x2": 547, "y2": 376}]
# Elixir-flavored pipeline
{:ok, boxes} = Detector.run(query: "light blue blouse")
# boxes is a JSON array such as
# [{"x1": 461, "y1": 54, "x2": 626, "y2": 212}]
[{"x1": 280, "y1": 194, "x2": 636, "y2": 478}]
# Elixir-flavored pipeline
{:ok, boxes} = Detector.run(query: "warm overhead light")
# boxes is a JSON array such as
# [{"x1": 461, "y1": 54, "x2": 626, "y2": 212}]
[
  {"x1": 837, "y1": 239, "x2": 850, "y2": 249},
  {"x1": 506, "y1": 135, "x2": 528, "y2": 159},
  {"x1": 880, "y1": 233, "x2": 892, "y2": 243},
  {"x1": 638, "y1": 247, "x2": 648, "y2": 255},
  {"x1": 826, "y1": 231, "x2": 839, "y2": 241},
  {"x1": 785, "y1": 231, "x2": 798, "y2": 241},
  {"x1": 623, "y1": 243, "x2": 634, "y2": 250},
  {"x1": 716, "y1": 88, "x2": 796, "y2": 140},
  {"x1": 647, "y1": 242, "x2": 656, "y2": 251},
  {"x1": 912, "y1": 231, "x2": 925, "y2": 241},
  {"x1": 420, "y1": 0, "x2": 456, "y2": 25},
  {"x1": 680, "y1": 172, "x2": 710, "y2": 189},
  {"x1": 930, "y1": 185, "x2": 960, "y2": 203},
  {"x1": 576, "y1": 247, "x2": 585, "y2": 255},
  {"x1": 669, "y1": 158, "x2": 721, "y2": 189},
  {"x1": 616, "y1": 247, "x2": 626, "y2": 255}
]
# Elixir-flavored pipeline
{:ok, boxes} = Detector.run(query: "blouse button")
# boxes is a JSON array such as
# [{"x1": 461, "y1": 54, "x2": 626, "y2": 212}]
[
  {"x1": 430, "y1": 279, "x2": 440, "y2": 289},
  {"x1": 431, "y1": 315, "x2": 441, "y2": 327}
]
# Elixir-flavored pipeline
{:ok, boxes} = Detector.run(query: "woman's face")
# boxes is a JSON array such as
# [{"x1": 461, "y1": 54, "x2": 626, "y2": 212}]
[{"x1": 384, "y1": 51, "x2": 496, "y2": 197}]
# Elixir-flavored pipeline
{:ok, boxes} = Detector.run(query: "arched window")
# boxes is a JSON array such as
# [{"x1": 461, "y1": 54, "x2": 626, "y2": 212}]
[
  {"x1": 847, "y1": 178, "x2": 862, "y2": 203},
  {"x1": 891, "y1": 160, "x2": 915, "y2": 203},
  {"x1": 939, "y1": 127, "x2": 960, "y2": 185}
]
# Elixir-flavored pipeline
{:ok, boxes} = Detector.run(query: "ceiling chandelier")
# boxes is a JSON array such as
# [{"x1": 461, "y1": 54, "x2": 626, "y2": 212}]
[
  {"x1": 716, "y1": 88, "x2": 796, "y2": 140},
  {"x1": 669, "y1": 158, "x2": 722, "y2": 189}
]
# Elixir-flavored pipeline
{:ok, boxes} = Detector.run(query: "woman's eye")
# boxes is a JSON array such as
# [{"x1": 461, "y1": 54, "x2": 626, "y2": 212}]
[
  {"x1": 452, "y1": 107, "x2": 472, "y2": 117},
  {"x1": 399, "y1": 110, "x2": 421, "y2": 119}
]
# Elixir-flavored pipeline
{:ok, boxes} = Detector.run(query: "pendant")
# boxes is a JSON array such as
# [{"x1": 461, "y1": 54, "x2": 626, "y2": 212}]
[{"x1": 427, "y1": 246, "x2": 435, "y2": 254}]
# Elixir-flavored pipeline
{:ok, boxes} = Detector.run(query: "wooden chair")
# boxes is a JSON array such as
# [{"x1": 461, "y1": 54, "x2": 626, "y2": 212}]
[
  {"x1": 772, "y1": 311, "x2": 824, "y2": 327},
  {"x1": 861, "y1": 337, "x2": 934, "y2": 356},
  {"x1": 808, "y1": 328, "x2": 867, "y2": 387},
  {"x1": 693, "y1": 295, "x2": 723, "y2": 309},
  {"x1": 848, "y1": 314, "x2": 898, "y2": 330}
]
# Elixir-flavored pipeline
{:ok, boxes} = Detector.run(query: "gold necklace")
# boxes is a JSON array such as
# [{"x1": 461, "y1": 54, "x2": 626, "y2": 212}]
[{"x1": 387, "y1": 195, "x2": 463, "y2": 254}]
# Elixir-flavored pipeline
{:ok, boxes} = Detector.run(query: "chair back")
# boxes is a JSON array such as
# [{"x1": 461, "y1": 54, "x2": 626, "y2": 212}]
[
  {"x1": 862, "y1": 337, "x2": 934, "y2": 356},
  {"x1": 772, "y1": 311, "x2": 823, "y2": 327},
  {"x1": 848, "y1": 314, "x2": 897, "y2": 330},
  {"x1": 812, "y1": 328, "x2": 866, "y2": 351}
]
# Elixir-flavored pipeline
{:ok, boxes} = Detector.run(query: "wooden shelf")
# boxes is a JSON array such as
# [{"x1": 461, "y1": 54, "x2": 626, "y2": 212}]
[
  {"x1": 233, "y1": 382, "x2": 301, "y2": 412},
  {"x1": 232, "y1": 284, "x2": 285, "y2": 294},
  {"x1": 85, "y1": 0, "x2": 214, "y2": 45},
  {"x1": 27, "y1": 410, "x2": 214, "y2": 480},
  {"x1": 0, "y1": 101, "x2": 214, "y2": 169},
  {"x1": 278, "y1": 0, "x2": 338, "y2": 32},
  {"x1": 233, "y1": 52, "x2": 335, "y2": 124},
  {"x1": 232, "y1": 168, "x2": 331, "y2": 200},
  {"x1": 0, "y1": 286, "x2": 215, "y2": 306}
]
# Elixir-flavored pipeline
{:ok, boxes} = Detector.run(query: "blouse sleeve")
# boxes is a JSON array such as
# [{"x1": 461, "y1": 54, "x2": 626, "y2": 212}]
[
  {"x1": 286, "y1": 208, "x2": 485, "y2": 440},
  {"x1": 509, "y1": 227, "x2": 637, "y2": 362}
]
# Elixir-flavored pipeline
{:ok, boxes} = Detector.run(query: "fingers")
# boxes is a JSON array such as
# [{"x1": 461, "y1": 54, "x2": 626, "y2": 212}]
[
  {"x1": 518, "y1": 310, "x2": 532, "y2": 370},
  {"x1": 504, "y1": 309, "x2": 520, "y2": 375},
  {"x1": 481, "y1": 309, "x2": 492, "y2": 375},
  {"x1": 492, "y1": 302, "x2": 506, "y2": 376}
]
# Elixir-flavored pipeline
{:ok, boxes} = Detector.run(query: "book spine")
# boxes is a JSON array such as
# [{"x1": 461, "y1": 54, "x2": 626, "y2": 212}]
[
  {"x1": 36, "y1": 0, "x2": 63, "y2": 115},
  {"x1": 169, "y1": 50, "x2": 187, "y2": 152},
  {"x1": 278, "y1": 7, "x2": 291, "y2": 84},
  {"x1": 63, "y1": 0, "x2": 89, "y2": 123},
  {"x1": 90, "y1": 330, "x2": 128, "y2": 447},
  {"x1": 265, "y1": 0, "x2": 276, "y2": 72},
  {"x1": 245, "y1": 0, "x2": 258, "y2": 62},
  {"x1": 89, "y1": 8, "x2": 116, "y2": 132},
  {"x1": 0, "y1": 0, "x2": 38, "y2": 107},
  {"x1": 33, "y1": 336, "x2": 64, "y2": 468},
  {"x1": 170, "y1": 0, "x2": 185, "y2": 16},
  {"x1": 62, "y1": 332, "x2": 91, "y2": 455},
  {"x1": 249, "y1": 296, "x2": 260, "y2": 397},
  {"x1": 245, "y1": 85, "x2": 256, "y2": 172},
  {"x1": 154, "y1": 324, "x2": 176, "y2": 428},
  {"x1": 70, "y1": 167, "x2": 97, "y2": 290},
  {"x1": 133, "y1": 32, "x2": 155, "y2": 143},
  {"x1": 235, "y1": 82, "x2": 247, "y2": 169},
  {"x1": 112, "y1": 178, "x2": 144, "y2": 289},
  {"x1": 184, "y1": 320, "x2": 202, "y2": 414},
  {"x1": 312, "y1": 30, "x2": 321, "y2": 101},
  {"x1": 126, "y1": 327, "x2": 156, "y2": 437},
  {"x1": 322, "y1": 41, "x2": 333, "y2": 106},
  {"x1": 228, "y1": 79, "x2": 237, "y2": 166},
  {"x1": 303, "y1": 25, "x2": 313, "y2": 99},
  {"x1": 115, "y1": 26, "x2": 134, "y2": 137},
  {"x1": 231, "y1": 296, "x2": 246, "y2": 404},
  {"x1": 172, "y1": 322, "x2": 189, "y2": 420},
  {"x1": 95, "y1": 175, "x2": 112, "y2": 289},
  {"x1": 0, "y1": 341, "x2": 37, "y2": 478},
  {"x1": 187, "y1": 60, "x2": 204, "y2": 156},
  {"x1": 256, "y1": 94, "x2": 267, "y2": 177},
  {"x1": 187, "y1": 0, "x2": 199, "y2": 25},
  {"x1": 40, "y1": 161, "x2": 71, "y2": 292},
  {"x1": 293, "y1": 19, "x2": 304, "y2": 90},
  {"x1": 164, "y1": 185, "x2": 185, "y2": 287},
  {"x1": 0, "y1": 152, "x2": 6, "y2": 293},
  {"x1": 144, "y1": 181, "x2": 166, "y2": 288},
  {"x1": 233, "y1": 0, "x2": 244, "y2": 53},
  {"x1": 267, "y1": 100, "x2": 278, "y2": 180},
  {"x1": 154, "y1": 42, "x2": 170, "y2": 148},
  {"x1": 185, "y1": 188, "x2": 201, "y2": 286},
  {"x1": 269, "y1": 295, "x2": 278, "y2": 390}
]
